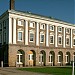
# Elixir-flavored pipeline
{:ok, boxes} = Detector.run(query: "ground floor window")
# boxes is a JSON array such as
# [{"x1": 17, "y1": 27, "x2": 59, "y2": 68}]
[{"x1": 49, "y1": 54, "x2": 53, "y2": 63}]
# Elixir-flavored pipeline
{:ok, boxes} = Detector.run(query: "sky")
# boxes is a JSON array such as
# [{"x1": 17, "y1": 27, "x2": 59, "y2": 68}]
[{"x1": 0, "y1": 0, "x2": 75, "y2": 24}]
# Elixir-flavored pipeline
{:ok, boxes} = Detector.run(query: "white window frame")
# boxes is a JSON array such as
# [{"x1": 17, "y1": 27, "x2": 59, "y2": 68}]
[
  {"x1": 66, "y1": 37, "x2": 70, "y2": 46},
  {"x1": 29, "y1": 54, "x2": 33, "y2": 60},
  {"x1": 58, "y1": 36, "x2": 62, "y2": 45},
  {"x1": 18, "y1": 31, "x2": 23, "y2": 41},
  {"x1": 50, "y1": 25, "x2": 54, "y2": 31},
  {"x1": 17, "y1": 54, "x2": 23, "y2": 64},
  {"x1": 50, "y1": 35, "x2": 54, "y2": 44},
  {"x1": 65, "y1": 55, "x2": 68, "y2": 63},
  {"x1": 40, "y1": 34, "x2": 45, "y2": 43},
  {"x1": 49, "y1": 54, "x2": 53, "y2": 63},
  {"x1": 57, "y1": 55, "x2": 61, "y2": 63},
  {"x1": 58, "y1": 26, "x2": 62, "y2": 32},
  {"x1": 29, "y1": 32, "x2": 34, "y2": 42},
  {"x1": 39, "y1": 54, "x2": 43, "y2": 63}
]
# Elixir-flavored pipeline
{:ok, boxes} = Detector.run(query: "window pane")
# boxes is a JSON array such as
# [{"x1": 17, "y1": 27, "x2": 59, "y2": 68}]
[
  {"x1": 66, "y1": 38, "x2": 69, "y2": 45},
  {"x1": 50, "y1": 26, "x2": 54, "y2": 31},
  {"x1": 30, "y1": 33, "x2": 34, "y2": 41},
  {"x1": 58, "y1": 37, "x2": 62, "y2": 44},
  {"x1": 41, "y1": 35, "x2": 44, "y2": 42},
  {"x1": 18, "y1": 32, "x2": 22, "y2": 41},
  {"x1": 50, "y1": 36, "x2": 53, "y2": 43}
]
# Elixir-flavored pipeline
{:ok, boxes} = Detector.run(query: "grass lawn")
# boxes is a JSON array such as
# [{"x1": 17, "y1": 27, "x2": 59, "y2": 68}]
[{"x1": 18, "y1": 67, "x2": 74, "y2": 75}]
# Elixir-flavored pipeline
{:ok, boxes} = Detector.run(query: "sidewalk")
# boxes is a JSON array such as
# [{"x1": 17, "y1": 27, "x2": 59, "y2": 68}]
[{"x1": 0, "y1": 67, "x2": 52, "y2": 75}]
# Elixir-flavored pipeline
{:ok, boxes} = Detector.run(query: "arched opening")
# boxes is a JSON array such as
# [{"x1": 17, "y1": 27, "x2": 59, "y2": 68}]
[
  {"x1": 49, "y1": 51, "x2": 55, "y2": 66},
  {"x1": 58, "y1": 51, "x2": 63, "y2": 66},
  {"x1": 39, "y1": 50, "x2": 46, "y2": 66},
  {"x1": 16, "y1": 50, "x2": 25, "y2": 67},
  {"x1": 65, "y1": 52, "x2": 70, "y2": 65},
  {"x1": 28, "y1": 50, "x2": 36, "y2": 66}
]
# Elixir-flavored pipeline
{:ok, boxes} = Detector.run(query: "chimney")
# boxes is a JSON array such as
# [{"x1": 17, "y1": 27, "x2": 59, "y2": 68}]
[{"x1": 10, "y1": 0, "x2": 15, "y2": 10}]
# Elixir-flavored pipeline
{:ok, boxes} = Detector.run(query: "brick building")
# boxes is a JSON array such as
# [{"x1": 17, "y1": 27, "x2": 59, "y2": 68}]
[{"x1": 0, "y1": 0, "x2": 75, "y2": 67}]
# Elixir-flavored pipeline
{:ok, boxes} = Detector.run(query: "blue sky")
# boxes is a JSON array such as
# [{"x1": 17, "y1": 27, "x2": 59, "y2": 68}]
[{"x1": 0, "y1": 0, "x2": 74, "y2": 24}]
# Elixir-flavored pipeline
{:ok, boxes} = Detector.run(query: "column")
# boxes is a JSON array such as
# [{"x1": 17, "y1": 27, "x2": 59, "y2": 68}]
[
  {"x1": 63, "y1": 27, "x2": 65, "y2": 48},
  {"x1": 13, "y1": 18, "x2": 16, "y2": 44},
  {"x1": 46, "y1": 24, "x2": 49, "y2": 47},
  {"x1": 55, "y1": 26, "x2": 57, "y2": 47},
  {"x1": 25, "y1": 20, "x2": 28, "y2": 45},
  {"x1": 71, "y1": 29, "x2": 73, "y2": 48},
  {"x1": 36, "y1": 22, "x2": 39, "y2": 46},
  {"x1": 9, "y1": 17, "x2": 12, "y2": 44}
]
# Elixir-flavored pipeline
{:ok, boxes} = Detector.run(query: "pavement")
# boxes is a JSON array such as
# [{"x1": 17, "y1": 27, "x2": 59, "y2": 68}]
[{"x1": 0, "y1": 67, "x2": 52, "y2": 75}]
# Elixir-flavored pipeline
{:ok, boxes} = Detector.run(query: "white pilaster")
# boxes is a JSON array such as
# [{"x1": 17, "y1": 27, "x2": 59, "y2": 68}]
[
  {"x1": 13, "y1": 18, "x2": 16, "y2": 44},
  {"x1": 46, "y1": 24, "x2": 49, "y2": 47},
  {"x1": 9, "y1": 17, "x2": 12, "y2": 44},
  {"x1": 63, "y1": 27, "x2": 65, "y2": 48},
  {"x1": 71, "y1": 29, "x2": 73, "y2": 48},
  {"x1": 55, "y1": 26, "x2": 57, "y2": 47},
  {"x1": 25, "y1": 20, "x2": 28, "y2": 45},
  {"x1": 36, "y1": 22, "x2": 39, "y2": 46}
]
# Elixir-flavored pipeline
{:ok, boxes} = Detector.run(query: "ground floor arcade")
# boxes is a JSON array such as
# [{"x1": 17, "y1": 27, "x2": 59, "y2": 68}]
[{"x1": 1, "y1": 45, "x2": 75, "y2": 67}]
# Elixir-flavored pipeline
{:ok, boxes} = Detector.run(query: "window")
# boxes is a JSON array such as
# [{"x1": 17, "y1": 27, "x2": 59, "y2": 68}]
[
  {"x1": 40, "y1": 24, "x2": 45, "y2": 29},
  {"x1": 73, "y1": 39, "x2": 75, "y2": 46},
  {"x1": 30, "y1": 22, "x2": 35, "y2": 28},
  {"x1": 58, "y1": 36, "x2": 62, "y2": 45},
  {"x1": 66, "y1": 38, "x2": 70, "y2": 45},
  {"x1": 18, "y1": 32, "x2": 23, "y2": 41},
  {"x1": 50, "y1": 25, "x2": 54, "y2": 31},
  {"x1": 49, "y1": 54, "x2": 53, "y2": 63},
  {"x1": 66, "y1": 28, "x2": 70, "y2": 33},
  {"x1": 73, "y1": 30, "x2": 75, "y2": 35},
  {"x1": 29, "y1": 54, "x2": 33, "y2": 60},
  {"x1": 17, "y1": 50, "x2": 23, "y2": 64},
  {"x1": 50, "y1": 35, "x2": 54, "y2": 44},
  {"x1": 58, "y1": 55, "x2": 61, "y2": 63},
  {"x1": 58, "y1": 26, "x2": 62, "y2": 32},
  {"x1": 18, "y1": 20, "x2": 24, "y2": 26},
  {"x1": 40, "y1": 34, "x2": 44, "y2": 43},
  {"x1": 30, "y1": 33, "x2": 34, "y2": 42},
  {"x1": 65, "y1": 55, "x2": 69, "y2": 63}
]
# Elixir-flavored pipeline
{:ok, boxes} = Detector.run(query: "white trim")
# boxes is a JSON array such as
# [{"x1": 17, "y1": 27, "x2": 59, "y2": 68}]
[
  {"x1": 65, "y1": 55, "x2": 68, "y2": 63},
  {"x1": 71, "y1": 29, "x2": 73, "y2": 48}
]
